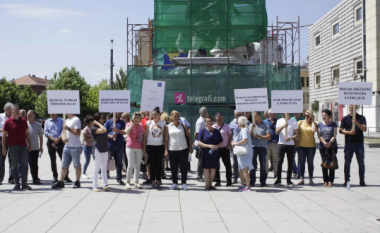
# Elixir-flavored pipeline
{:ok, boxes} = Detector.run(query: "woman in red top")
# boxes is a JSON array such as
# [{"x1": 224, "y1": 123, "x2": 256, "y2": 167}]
[{"x1": 124, "y1": 112, "x2": 144, "y2": 190}]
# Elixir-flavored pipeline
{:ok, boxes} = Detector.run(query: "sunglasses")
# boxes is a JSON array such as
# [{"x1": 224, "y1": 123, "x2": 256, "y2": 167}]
[
  {"x1": 305, "y1": 115, "x2": 310, "y2": 118},
  {"x1": 134, "y1": 114, "x2": 141, "y2": 116}
]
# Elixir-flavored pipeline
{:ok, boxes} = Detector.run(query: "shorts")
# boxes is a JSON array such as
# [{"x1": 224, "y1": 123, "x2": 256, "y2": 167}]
[{"x1": 62, "y1": 147, "x2": 83, "y2": 169}]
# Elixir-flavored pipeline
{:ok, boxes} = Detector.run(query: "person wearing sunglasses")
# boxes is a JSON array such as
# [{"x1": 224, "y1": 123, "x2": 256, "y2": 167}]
[{"x1": 297, "y1": 110, "x2": 317, "y2": 185}]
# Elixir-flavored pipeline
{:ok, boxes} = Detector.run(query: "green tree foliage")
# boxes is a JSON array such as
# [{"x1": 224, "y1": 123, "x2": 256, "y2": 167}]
[
  {"x1": 0, "y1": 78, "x2": 37, "y2": 112},
  {"x1": 86, "y1": 79, "x2": 110, "y2": 113},
  {"x1": 36, "y1": 67, "x2": 91, "y2": 118},
  {"x1": 311, "y1": 100, "x2": 319, "y2": 113},
  {"x1": 35, "y1": 91, "x2": 49, "y2": 118},
  {"x1": 114, "y1": 68, "x2": 128, "y2": 90}
]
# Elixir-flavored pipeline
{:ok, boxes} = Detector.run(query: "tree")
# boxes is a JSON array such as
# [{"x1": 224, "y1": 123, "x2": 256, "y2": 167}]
[
  {"x1": 0, "y1": 78, "x2": 37, "y2": 112},
  {"x1": 86, "y1": 79, "x2": 110, "y2": 113},
  {"x1": 114, "y1": 68, "x2": 128, "y2": 90},
  {"x1": 35, "y1": 91, "x2": 49, "y2": 118},
  {"x1": 36, "y1": 67, "x2": 91, "y2": 118}
]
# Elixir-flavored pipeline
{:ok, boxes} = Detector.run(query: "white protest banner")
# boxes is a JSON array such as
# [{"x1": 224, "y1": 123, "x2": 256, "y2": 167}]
[
  {"x1": 99, "y1": 90, "x2": 130, "y2": 113},
  {"x1": 234, "y1": 88, "x2": 269, "y2": 112},
  {"x1": 47, "y1": 90, "x2": 80, "y2": 114},
  {"x1": 338, "y1": 82, "x2": 373, "y2": 105},
  {"x1": 271, "y1": 90, "x2": 303, "y2": 113},
  {"x1": 140, "y1": 80, "x2": 166, "y2": 111}
]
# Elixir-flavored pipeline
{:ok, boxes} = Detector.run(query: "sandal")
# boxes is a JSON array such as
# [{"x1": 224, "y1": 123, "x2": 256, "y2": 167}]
[
  {"x1": 93, "y1": 188, "x2": 100, "y2": 192},
  {"x1": 329, "y1": 183, "x2": 333, "y2": 187},
  {"x1": 323, "y1": 182, "x2": 328, "y2": 186},
  {"x1": 309, "y1": 180, "x2": 315, "y2": 185},
  {"x1": 298, "y1": 181, "x2": 304, "y2": 185},
  {"x1": 135, "y1": 183, "x2": 143, "y2": 189},
  {"x1": 103, "y1": 186, "x2": 110, "y2": 191},
  {"x1": 125, "y1": 183, "x2": 131, "y2": 190}
]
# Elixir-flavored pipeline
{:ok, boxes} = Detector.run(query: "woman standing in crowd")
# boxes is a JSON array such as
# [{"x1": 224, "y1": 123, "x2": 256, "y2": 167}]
[
  {"x1": 125, "y1": 112, "x2": 144, "y2": 190},
  {"x1": 231, "y1": 116, "x2": 253, "y2": 192},
  {"x1": 317, "y1": 109, "x2": 338, "y2": 187},
  {"x1": 121, "y1": 112, "x2": 130, "y2": 173},
  {"x1": 143, "y1": 107, "x2": 166, "y2": 190},
  {"x1": 160, "y1": 111, "x2": 170, "y2": 179},
  {"x1": 297, "y1": 110, "x2": 317, "y2": 185},
  {"x1": 82, "y1": 115, "x2": 93, "y2": 179},
  {"x1": 164, "y1": 111, "x2": 192, "y2": 190},
  {"x1": 91, "y1": 113, "x2": 110, "y2": 192},
  {"x1": 197, "y1": 115, "x2": 223, "y2": 191}
]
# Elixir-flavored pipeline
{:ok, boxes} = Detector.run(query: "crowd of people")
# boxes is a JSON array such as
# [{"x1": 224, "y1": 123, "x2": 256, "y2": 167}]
[{"x1": 0, "y1": 102, "x2": 368, "y2": 192}]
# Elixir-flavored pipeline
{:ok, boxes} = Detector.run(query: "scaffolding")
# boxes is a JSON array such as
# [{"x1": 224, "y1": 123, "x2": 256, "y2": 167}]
[{"x1": 126, "y1": 18, "x2": 153, "y2": 67}]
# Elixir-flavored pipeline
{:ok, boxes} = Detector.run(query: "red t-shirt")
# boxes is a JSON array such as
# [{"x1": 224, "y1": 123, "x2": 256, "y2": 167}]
[
  {"x1": 3, "y1": 116, "x2": 28, "y2": 147},
  {"x1": 141, "y1": 117, "x2": 149, "y2": 129}
]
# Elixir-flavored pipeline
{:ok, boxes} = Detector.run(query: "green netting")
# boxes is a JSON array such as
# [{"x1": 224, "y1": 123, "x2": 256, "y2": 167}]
[
  {"x1": 154, "y1": 0, "x2": 268, "y2": 53},
  {"x1": 128, "y1": 64, "x2": 301, "y2": 136}
]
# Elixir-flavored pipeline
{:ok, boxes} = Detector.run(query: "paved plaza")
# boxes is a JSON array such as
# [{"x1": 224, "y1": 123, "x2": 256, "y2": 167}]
[{"x1": 0, "y1": 134, "x2": 380, "y2": 233}]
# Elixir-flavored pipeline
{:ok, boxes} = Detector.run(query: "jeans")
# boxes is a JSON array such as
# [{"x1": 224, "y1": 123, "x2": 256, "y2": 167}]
[
  {"x1": 344, "y1": 143, "x2": 365, "y2": 182},
  {"x1": 20, "y1": 150, "x2": 39, "y2": 181},
  {"x1": 293, "y1": 148, "x2": 300, "y2": 175},
  {"x1": 0, "y1": 137, "x2": 13, "y2": 182},
  {"x1": 320, "y1": 148, "x2": 337, "y2": 183},
  {"x1": 250, "y1": 147, "x2": 267, "y2": 185},
  {"x1": 93, "y1": 148, "x2": 108, "y2": 188},
  {"x1": 147, "y1": 145, "x2": 164, "y2": 182},
  {"x1": 62, "y1": 147, "x2": 82, "y2": 168},
  {"x1": 126, "y1": 147, "x2": 143, "y2": 182},
  {"x1": 47, "y1": 140, "x2": 68, "y2": 179},
  {"x1": 298, "y1": 147, "x2": 316, "y2": 179},
  {"x1": 196, "y1": 146, "x2": 204, "y2": 179},
  {"x1": 8, "y1": 146, "x2": 28, "y2": 187},
  {"x1": 276, "y1": 144, "x2": 295, "y2": 183},
  {"x1": 109, "y1": 145, "x2": 124, "y2": 180},
  {"x1": 82, "y1": 145, "x2": 92, "y2": 174},
  {"x1": 215, "y1": 147, "x2": 232, "y2": 184},
  {"x1": 169, "y1": 149, "x2": 189, "y2": 185}
]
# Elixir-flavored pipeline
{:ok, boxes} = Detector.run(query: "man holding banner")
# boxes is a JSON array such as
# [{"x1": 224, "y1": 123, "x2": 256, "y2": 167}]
[{"x1": 339, "y1": 105, "x2": 367, "y2": 187}]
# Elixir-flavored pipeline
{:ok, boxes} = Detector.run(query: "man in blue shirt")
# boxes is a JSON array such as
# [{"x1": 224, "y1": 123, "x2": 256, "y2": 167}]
[
  {"x1": 263, "y1": 109, "x2": 279, "y2": 178},
  {"x1": 105, "y1": 112, "x2": 126, "y2": 185},
  {"x1": 44, "y1": 114, "x2": 71, "y2": 183}
]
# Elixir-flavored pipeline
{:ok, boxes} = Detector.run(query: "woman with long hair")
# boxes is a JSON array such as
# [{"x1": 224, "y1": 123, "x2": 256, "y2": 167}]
[{"x1": 82, "y1": 115, "x2": 94, "y2": 179}]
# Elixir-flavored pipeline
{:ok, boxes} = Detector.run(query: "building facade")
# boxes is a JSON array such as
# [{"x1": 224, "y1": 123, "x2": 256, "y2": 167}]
[
  {"x1": 309, "y1": 0, "x2": 380, "y2": 130},
  {"x1": 301, "y1": 65, "x2": 310, "y2": 112},
  {"x1": 13, "y1": 74, "x2": 49, "y2": 96}
]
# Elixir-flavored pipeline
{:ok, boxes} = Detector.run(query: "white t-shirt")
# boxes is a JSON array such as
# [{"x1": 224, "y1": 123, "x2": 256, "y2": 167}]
[
  {"x1": 146, "y1": 120, "x2": 166, "y2": 146},
  {"x1": 194, "y1": 116, "x2": 205, "y2": 146},
  {"x1": 66, "y1": 116, "x2": 82, "y2": 147},
  {"x1": 0, "y1": 113, "x2": 9, "y2": 137},
  {"x1": 276, "y1": 118, "x2": 298, "y2": 145}
]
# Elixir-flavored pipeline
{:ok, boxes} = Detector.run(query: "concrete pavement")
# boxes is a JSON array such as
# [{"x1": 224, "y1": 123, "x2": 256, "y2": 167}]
[{"x1": 0, "y1": 133, "x2": 380, "y2": 233}]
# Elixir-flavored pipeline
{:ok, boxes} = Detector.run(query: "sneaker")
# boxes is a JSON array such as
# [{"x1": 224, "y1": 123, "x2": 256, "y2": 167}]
[
  {"x1": 260, "y1": 183, "x2": 268, "y2": 188},
  {"x1": 214, "y1": 182, "x2": 221, "y2": 187},
  {"x1": 182, "y1": 184, "x2": 188, "y2": 190},
  {"x1": 103, "y1": 186, "x2": 110, "y2": 191},
  {"x1": 52, "y1": 177, "x2": 58, "y2": 184},
  {"x1": 170, "y1": 184, "x2": 177, "y2": 190},
  {"x1": 343, "y1": 181, "x2": 348, "y2": 187},
  {"x1": 273, "y1": 181, "x2": 281, "y2": 186},
  {"x1": 72, "y1": 181, "x2": 81, "y2": 188},
  {"x1": 64, "y1": 177, "x2": 72, "y2": 183},
  {"x1": 125, "y1": 183, "x2": 132, "y2": 190},
  {"x1": 143, "y1": 179, "x2": 152, "y2": 185},
  {"x1": 117, "y1": 180, "x2": 125, "y2": 185},
  {"x1": 237, "y1": 185, "x2": 245, "y2": 191},
  {"x1": 165, "y1": 167, "x2": 171, "y2": 171},
  {"x1": 287, "y1": 182, "x2": 294, "y2": 186},
  {"x1": 52, "y1": 181, "x2": 65, "y2": 189},
  {"x1": 13, "y1": 184, "x2": 21, "y2": 190},
  {"x1": 22, "y1": 185, "x2": 32, "y2": 190},
  {"x1": 33, "y1": 180, "x2": 42, "y2": 185},
  {"x1": 241, "y1": 187, "x2": 250, "y2": 192},
  {"x1": 197, "y1": 178, "x2": 204, "y2": 182},
  {"x1": 360, "y1": 181, "x2": 367, "y2": 187},
  {"x1": 135, "y1": 183, "x2": 143, "y2": 189},
  {"x1": 82, "y1": 174, "x2": 89, "y2": 179}
]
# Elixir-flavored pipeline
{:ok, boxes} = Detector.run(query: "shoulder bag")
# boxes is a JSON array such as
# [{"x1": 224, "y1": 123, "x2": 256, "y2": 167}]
[
  {"x1": 233, "y1": 130, "x2": 249, "y2": 156},
  {"x1": 321, "y1": 149, "x2": 339, "y2": 170}
]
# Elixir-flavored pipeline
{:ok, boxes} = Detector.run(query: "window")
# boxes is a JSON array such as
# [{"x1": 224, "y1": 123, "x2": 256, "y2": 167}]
[
  {"x1": 315, "y1": 36, "x2": 320, "y2": 46},
  {"x1": 306, "y1": 77, "x2": 309, "y2": 87},
  {"x1": 332, "y1": 68, "x2": 339, "y2": 84},
  {"x1": 356, "y1": 7, "x2": 362, "y2": 21},
  {"x1": 303, "y1": 93, "x2": 309, "y2": 104},
  {"x1": 315, "y1": 75, "x2": 321, "y2": 87},
  {"x1": 301, "y1": 77, "x2": 305, "y2": 87},
  {"x1": 356, "y1": 60, "x2": 363, "y2": 74},
  {"x1": 333, "y1": 23, "x2": 339, "y2": 35}
]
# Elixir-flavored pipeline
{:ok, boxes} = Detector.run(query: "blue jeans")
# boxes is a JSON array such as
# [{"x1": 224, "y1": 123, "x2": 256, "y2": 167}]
[
  {"x1": 344, "y1": 144, "x2": 365, "y2": 182},
  {"x1": 109, "y1": 145, "x2": 124, "y2": 180},
  {"x1": 293, "y1": 148, "x2": 300, "y2": 175},
  {"x1": 298, "y1": 147, "x2": 316, "y2": 179},
  {"x1": 250, "y1": 147, "x2": 267, "y2": 185},
  {"x1": 82, "y1": 145, "x2": 92, "y2": 174}
]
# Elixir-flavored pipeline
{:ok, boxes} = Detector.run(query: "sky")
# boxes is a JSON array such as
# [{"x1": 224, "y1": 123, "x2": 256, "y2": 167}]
[{"x1": 0, "y1": 0, "x2": 342, "y2": 86}]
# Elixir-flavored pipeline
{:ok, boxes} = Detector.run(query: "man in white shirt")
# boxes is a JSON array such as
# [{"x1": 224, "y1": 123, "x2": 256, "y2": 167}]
[
  {"x1": 274, "y1": 113, "x2": 299, "y2": 186},
  {"x1": 194, "y1": 107, "x2": 207, "y2": 182},
  {"x1": 52, "y1": 114, "x2": 82, "y2": 189},
  {"x1": 0, "y1": 102, "x2": 13, "y2": 185}
]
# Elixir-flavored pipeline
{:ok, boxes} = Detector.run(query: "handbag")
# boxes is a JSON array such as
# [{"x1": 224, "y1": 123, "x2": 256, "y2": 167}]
[
  {"x1": 233, "y1": 131, "x2": 249, "y2": 156},
  {"x1": 107, "y1": 157, "x2": 116, "y2": 171},
  {"x1": 195, "y1": 129, "x2": 204, "y2": 159},
  {"x1": 321, "y1": 149, "x2": 339, "y2": 170}
]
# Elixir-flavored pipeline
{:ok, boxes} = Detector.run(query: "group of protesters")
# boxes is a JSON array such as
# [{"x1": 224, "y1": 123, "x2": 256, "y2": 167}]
[{"x1": 0, "y1": 102, "x2": 367, "y2": 191}]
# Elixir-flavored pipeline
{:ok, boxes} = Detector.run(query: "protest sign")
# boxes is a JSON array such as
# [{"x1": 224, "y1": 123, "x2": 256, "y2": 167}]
[
  {"x1": 338, "y1": 82, "x2": 373, "y2": 105},
  {"x1": 99, "y1": 90, "x2": 130, "y2": 113},
  {"x1": 47, "y1": 90, "x2": 80, "y2": 114},
  {"x1": 140, "y1": 80, "x2": 166, "y2": 111},
  {"x1": 234, "y1": 88, "x2": 269, "y2": 112},
  {"x1": 271, "y1": 90, "x2": 303, "y2": 113}
]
